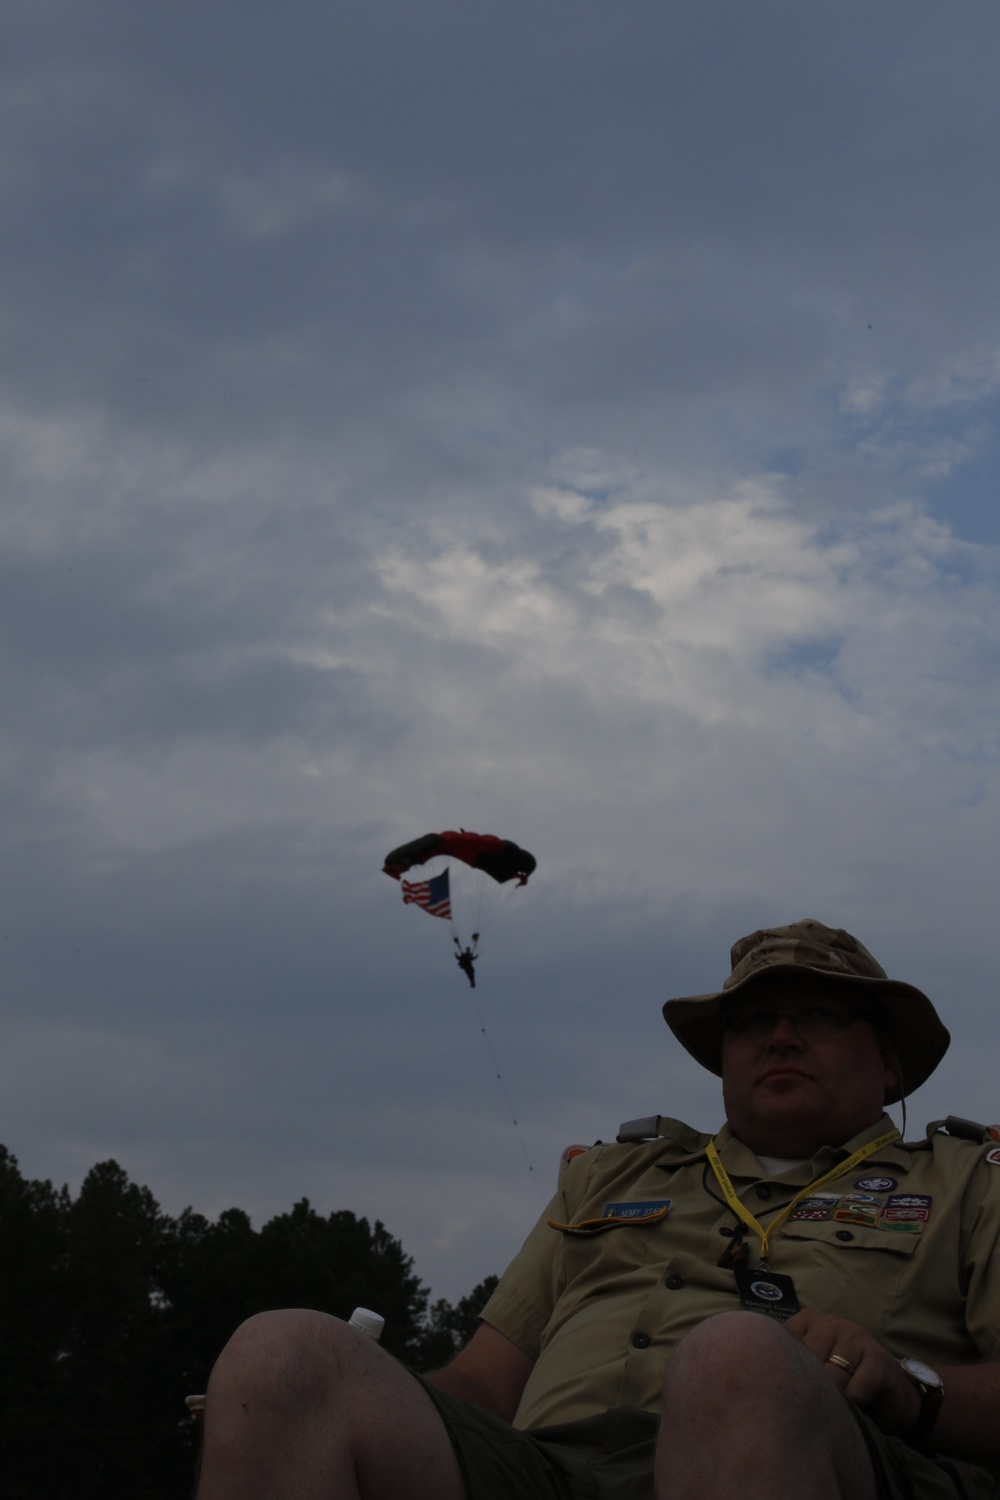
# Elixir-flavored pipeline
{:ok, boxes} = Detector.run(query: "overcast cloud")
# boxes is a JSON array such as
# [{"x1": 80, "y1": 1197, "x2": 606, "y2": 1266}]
[{"x1": 2, "y1": 0, "x2": 1000, "y2": 1303}]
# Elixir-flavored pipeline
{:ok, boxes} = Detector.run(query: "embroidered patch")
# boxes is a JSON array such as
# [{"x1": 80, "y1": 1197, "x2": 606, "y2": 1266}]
[
  {"x1": 854, "y1": 1176, "x2": 898, "y2": 1192},
  {"x1": 603, "y1": 1199, "x2": 672, "y2": 1220},
  {"x1": 548, "y1": 1200, "x2": 672, "y2": 1234},
  {"x1": 790, "y1": 1194, "x2": 838, "y2": 1221},
  {"x1": 986, "y1": 1148, "x2": 1000, "y2": 1166},
  {"x1": 833, "y1": 1193, "x2": 885, "y2": 1229},
  {"x1": 880, "y1": 1193, "x2": 932, "y2": 1232}
]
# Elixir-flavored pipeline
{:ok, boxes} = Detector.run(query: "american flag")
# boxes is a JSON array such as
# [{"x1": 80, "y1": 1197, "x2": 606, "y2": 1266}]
[{"x1": 401, "y1": 868, "x2": 452, "y2": 920}]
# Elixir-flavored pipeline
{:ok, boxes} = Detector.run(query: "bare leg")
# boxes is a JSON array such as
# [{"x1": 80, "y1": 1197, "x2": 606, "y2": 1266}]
[
  {"x1": 195, "y1": 1309, "x2": 467, "y2": 1500},
  {"x1": 656, "y1": 1312, "x2": 878, "y2": 1500}
]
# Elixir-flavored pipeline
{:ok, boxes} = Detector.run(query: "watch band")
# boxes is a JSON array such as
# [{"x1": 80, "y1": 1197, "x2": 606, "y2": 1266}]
[{"x1": 899, "y1": 1357, "x2": 944, "y2": 1449}]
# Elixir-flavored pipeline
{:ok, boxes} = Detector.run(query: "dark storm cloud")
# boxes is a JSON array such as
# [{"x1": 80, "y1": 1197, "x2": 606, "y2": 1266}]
[
  {"x1": 0, "y1": 534, "x2": 387, "y2": 751},
  {"x1": 3, "y1": 0, "x2": 998, "y2": 466}
]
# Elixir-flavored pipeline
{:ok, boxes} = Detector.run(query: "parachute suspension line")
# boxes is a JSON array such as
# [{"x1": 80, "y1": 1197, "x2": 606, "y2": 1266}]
[
  {"x1": 462, "y1": 876, "x2": 521, "y2": 952},
  {"x1": 465, "y1": 988, "x2": 545, "y2": 1202}
]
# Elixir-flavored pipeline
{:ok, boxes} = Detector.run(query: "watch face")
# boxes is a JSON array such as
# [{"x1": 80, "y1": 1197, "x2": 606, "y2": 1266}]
[{"x1": 902, "y1": 1357, "x2": 943, "y2": 1390}]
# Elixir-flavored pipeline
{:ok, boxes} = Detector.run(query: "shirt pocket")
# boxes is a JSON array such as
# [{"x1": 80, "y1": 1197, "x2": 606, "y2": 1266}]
[
  {"x1": 778, "y1": 1219, "x2": 919, "y2": 1335},
  {"x1": 781, "y1": 1219, "x2": 921, "y2": 1256},
  {"x1": 551, "y1": 1207, "x2": 672, "y2": 1296}
]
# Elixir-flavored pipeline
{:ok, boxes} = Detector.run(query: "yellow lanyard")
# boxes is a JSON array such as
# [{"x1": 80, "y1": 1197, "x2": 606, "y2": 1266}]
[{"x1": 706, "y1": 1125, "x2": 901, "y2": 1267}]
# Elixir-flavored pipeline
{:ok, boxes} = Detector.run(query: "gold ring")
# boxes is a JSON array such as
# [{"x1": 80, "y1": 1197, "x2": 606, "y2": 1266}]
[{"x1": 826, "y1": 1354, "x2": 854, "y2": 1374}]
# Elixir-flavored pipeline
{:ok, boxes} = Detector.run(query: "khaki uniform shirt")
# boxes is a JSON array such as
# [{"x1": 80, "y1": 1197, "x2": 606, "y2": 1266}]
[{"x1": 481, "y1": 1113, "x2": 1000, "y2": 1431}]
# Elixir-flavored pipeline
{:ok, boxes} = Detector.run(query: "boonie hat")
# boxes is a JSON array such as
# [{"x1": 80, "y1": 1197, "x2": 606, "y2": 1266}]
[{"x1": 662, "y1": 919, "x2": 950, "y2": 1103}]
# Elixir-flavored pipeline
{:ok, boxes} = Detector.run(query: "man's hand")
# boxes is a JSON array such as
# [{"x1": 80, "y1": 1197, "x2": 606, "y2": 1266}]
[{"x1": 784, "y1": 1309, "x2": 921, "y2": 1435}]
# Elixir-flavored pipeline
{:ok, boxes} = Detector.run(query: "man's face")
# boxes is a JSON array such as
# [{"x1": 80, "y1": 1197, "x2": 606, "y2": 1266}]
[{"x1": 720, "y1": 973, "x2": 897, "y2": 1156}]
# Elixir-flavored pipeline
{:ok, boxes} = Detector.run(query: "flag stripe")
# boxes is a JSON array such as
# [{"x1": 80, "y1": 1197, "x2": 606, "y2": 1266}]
[{"x1": 401, "y1": 868, "x2": 452, "y2": 920}]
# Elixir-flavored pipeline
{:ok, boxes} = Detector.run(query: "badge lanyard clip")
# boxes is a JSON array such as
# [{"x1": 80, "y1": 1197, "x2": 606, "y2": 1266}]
[{"x1": 716, "y1": 1224, "x2": 750, "y2": 1270}]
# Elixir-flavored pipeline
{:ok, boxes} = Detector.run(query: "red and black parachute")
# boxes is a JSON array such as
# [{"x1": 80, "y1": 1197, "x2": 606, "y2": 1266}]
[
  {"x1": 383, "y1": 830, "x2": 536, "y2": 887},
  {"x1": 384, "y1": 830, "x2": 536, "y2": 986}
]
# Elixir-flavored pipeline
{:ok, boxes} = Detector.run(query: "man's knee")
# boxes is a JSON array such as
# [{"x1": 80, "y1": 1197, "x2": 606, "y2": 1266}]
[
  {"x1": 198, "y1": 1310, "x2": 468, "y2": 1500},
  {"x1": 207, "y1": 1308, "x2": 372, "y2": 1416},
  {"x1": 657, "y1": 1314, "x2": 876, "y2": 1500},
  {"x1": 663, "y1": 1312, "x2": 817, "y2": 1411}
]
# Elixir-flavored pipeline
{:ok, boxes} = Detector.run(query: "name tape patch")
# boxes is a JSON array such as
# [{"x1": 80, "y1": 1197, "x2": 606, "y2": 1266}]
[{"x1": 603, "y1": 1199, "x2": 672, "y2": 1220}]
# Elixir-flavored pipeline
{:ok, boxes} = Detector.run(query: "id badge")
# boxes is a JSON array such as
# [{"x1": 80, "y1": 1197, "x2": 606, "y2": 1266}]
[{"x1": 732, "y1": 1264, "x2": 801, "y2": 1322}]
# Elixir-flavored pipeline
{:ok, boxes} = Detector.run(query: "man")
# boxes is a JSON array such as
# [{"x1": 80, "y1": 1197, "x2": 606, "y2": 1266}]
[
  {"x1": 195, "y1": 919, "x2": 1000, "y2": 1499},
  {"x1": 454, "y1": 939, "x2": 479, "y2": 988}
]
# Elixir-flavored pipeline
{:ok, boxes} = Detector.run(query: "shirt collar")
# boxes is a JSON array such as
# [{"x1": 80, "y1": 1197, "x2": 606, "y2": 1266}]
[{"x1": 711, "y1": 1113, "x2": 912, "y2": 1184}]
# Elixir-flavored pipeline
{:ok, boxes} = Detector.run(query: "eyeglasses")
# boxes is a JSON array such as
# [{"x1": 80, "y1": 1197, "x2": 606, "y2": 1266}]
[{"x1": 721, "y1": 1002, "x2": 876, "y2": 1040}]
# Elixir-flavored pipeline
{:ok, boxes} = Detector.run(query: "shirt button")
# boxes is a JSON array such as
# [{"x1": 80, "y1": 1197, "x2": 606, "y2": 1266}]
[
  {"x1": 835, "y1": 1230, "x2": 854, "y2": 1242},
  {"x1": 665, "y1": 1274, "x2": 685, "y2": 1290},
  {"x1": 631, "y1": 1333, "x2": 652, "y2": 1349},
  {"x1": 755, "y1": 1184, "x2": 772, "y2": 1200}
]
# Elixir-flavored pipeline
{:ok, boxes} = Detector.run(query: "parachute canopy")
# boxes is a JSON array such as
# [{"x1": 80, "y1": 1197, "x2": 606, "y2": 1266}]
[{"x1": 383, "y1": 830, "x2": 536, "y2": 887}]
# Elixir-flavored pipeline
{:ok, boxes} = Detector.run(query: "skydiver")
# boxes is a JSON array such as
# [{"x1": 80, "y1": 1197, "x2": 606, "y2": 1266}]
[
  {"x1": 453, "y1": 933, "x2": 480, "y2": 988},
  {"x1": 455, "y1": 948, "x2": 476, "y2": 986}
]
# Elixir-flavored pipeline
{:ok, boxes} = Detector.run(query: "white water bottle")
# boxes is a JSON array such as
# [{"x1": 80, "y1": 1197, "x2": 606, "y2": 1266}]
[{"x1": 348, "y1": 1306, "x2": 384, "y2": 1341}]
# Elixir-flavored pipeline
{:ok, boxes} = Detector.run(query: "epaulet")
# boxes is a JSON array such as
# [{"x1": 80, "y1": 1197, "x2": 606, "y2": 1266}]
[
  {"x1": 615, "y1": 1115, "x2": 710, "y2": 1153},
  {"x1": 560, "y1": 1119, "x2": 693, "y2": 1171},
  {"x1": 617, "y1": 1115, "x2": 664, "y2": 1143},
  {"x1": 926, "y1": 1116, "x2": 1000, "y2": 1145}
]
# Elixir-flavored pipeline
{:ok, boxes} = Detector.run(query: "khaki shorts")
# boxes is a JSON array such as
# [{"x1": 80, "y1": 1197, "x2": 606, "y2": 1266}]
[{"x1": 415, "y1": 1376, "x2": 1000, "y2": 1500}]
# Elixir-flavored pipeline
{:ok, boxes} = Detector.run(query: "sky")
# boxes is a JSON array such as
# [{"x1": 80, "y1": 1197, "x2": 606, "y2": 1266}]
[{"x1": 2, "y1": 0, "x2": 1000, "y2": 1308}]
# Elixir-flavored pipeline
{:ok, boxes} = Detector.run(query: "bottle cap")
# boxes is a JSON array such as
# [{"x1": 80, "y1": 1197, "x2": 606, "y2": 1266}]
[{"x1": 348, "y1": 1307, "x2": 384, "y2": 1340}]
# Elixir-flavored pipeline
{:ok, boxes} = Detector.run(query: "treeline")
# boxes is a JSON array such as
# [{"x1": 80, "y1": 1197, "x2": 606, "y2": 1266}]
[{"x1": 0, "y1": 1145, "x2": 498, "y2": 1499}]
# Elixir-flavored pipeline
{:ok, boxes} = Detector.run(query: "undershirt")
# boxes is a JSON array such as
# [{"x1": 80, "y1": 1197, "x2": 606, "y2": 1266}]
[{"x1": 756, "y1": 1154, "x2": 809, "y2": 1176}]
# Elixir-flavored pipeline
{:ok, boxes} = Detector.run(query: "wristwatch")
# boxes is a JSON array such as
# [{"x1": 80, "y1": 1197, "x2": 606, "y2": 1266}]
[{"x1": 899, "y1": 1357, "x2": 944, "y2": 1448}]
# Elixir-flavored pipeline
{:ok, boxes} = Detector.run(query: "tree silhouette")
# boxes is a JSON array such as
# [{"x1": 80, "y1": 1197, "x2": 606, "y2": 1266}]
[
  {"x1": 0, "y1": 1146, "x2": 498, "y2": 1499},
  {"x1": 0, "y1": 1147, "x2": 71, "y2": 1500}
]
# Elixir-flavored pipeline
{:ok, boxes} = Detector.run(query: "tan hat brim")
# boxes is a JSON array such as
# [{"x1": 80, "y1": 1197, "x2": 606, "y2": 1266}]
[{"x1": 662, "y1": 966, "x2": 950, "y2": 1104}]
